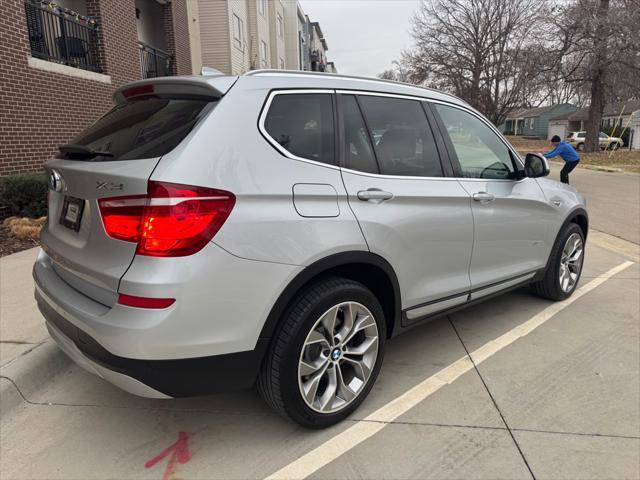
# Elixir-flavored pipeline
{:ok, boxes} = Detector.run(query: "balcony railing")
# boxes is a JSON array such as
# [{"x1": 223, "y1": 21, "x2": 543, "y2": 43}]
[
  {"x1": 139, "y1": 42, "x2": 173, "y2": 79},
  {"x1": 24, "y1": 0, "x2": 100, "y2": 72}
]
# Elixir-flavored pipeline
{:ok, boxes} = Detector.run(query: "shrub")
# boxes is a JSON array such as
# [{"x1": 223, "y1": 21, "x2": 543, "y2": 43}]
[
  {"x1": 0, "y1": 173, "x2": 48, "y2": 218},
  {"x1": 3, "y1": 216, "x2": 46, "y2": 240}
]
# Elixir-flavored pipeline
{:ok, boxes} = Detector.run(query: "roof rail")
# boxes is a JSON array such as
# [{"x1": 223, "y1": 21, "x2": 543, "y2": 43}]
[{"x1": 243, "y1": 69, "x2": 466, "y2": 104}]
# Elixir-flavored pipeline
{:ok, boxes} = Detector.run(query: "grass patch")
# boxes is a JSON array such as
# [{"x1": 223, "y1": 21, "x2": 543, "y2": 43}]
[{"x1": 505, "y1": 136, "x2": 640, "y2": 173}]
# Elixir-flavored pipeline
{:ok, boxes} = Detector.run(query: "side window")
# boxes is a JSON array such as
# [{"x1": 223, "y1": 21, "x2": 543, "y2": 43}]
[
  {"x1": 264, "y1": 93, "x2": 335, "y2": 165},
  {"x1": 358, "y1": 96, "x2": 443, "y2": 177},
  {"x1": 435, "y1": 104, "x2": 516, "y2": 180},
  {"x1": 341, "y1": 95, "x2": 378, "y2": 174}
]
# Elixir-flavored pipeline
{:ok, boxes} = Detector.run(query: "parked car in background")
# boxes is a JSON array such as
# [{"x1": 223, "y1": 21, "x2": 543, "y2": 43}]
[
  {"x1": 567, "y1": 131, "x2": 624, "y2": 151},
  {"x1": 34, "y1": 71, "x2": 588, "y2": 428}
]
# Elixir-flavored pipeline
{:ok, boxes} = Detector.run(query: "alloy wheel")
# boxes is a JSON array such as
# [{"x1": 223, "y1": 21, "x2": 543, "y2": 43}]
[
  {"x1": 559, "y1": 233, "x2": 584, "y2": 293},
  {"x1": 297, "y1": 301, "x2": 379, "y2": 414}
]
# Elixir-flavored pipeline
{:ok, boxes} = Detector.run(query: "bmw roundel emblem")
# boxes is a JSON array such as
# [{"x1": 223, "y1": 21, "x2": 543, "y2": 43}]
[
  {"x1": 49, "y1": 169, "x2": 63, "y2": 192},
  {"x1": 331, "y1": 348, "x2": 342, "y2": 361}
]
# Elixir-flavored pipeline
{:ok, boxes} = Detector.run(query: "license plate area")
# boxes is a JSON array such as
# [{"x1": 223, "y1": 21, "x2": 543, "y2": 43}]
[{"x1": 59, "y1": 196, "x2": 85, "y2": 232}]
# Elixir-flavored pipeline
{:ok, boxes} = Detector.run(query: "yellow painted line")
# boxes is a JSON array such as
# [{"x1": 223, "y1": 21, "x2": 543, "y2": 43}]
[{"x1": 265, "y1": 261, "x2": 635, "y2": 480}]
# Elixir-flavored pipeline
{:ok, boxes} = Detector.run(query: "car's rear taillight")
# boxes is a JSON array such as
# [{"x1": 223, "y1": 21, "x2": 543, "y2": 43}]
[
  {"x1": 117, "y1": 294, "x2": 175, "y2": 309},
  {"x1": 98, "y1": 181, "x2": 235, "y2": 257}
]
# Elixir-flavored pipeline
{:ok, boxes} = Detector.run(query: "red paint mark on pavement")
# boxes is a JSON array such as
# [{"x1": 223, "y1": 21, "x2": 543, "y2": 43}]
[{"x1": 145, "y1": 431, "x2": 192, "y2": 480}]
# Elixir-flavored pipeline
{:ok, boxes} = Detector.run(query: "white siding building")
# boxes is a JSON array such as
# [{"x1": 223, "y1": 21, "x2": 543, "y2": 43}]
[
  {"x1": 269, "y1": 0, "x2": 286, "y2": 70},
  {"x1": 630, "y1": 110, "x2": 640, "y2": 150},
  {"x1": 194, "y1": 0, "x2": 335, "y2": 75}
]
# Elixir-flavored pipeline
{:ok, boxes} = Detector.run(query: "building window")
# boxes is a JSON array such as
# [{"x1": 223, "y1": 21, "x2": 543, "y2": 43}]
[
  {"x1": 24, "y1": 0, "x2": 100, "y2": 72},
  {"x1": 260, "y1": 40, "x2": 268, "y2": 68},
  {"x1": 277, "y1": 13, "x2": 283, "y2": 38},
  {"x1": 232, "y1": 13, "x2": 243, "y2": 50},
  {"x1": 259, "y1": 0, "x2": 266, "y2": 17}
]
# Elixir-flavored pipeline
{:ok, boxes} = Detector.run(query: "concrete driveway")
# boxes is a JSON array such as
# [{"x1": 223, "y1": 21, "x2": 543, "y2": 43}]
[{"x1": 1, "y1": 170, "x2": 639, "y2": 480}]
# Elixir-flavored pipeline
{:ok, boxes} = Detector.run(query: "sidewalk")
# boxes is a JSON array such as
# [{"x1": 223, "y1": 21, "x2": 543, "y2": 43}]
[{"x1": 0, "y1": 248, "x2": 46, "y2": 368}]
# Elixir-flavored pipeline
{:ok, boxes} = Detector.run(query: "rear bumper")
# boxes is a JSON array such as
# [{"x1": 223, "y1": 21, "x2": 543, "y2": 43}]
[
  {"x1": 32, "y1": 242, "x2": 299, "y2": 397},
  {"x1": 37, "y1": 290, "x2": 269, "y2": 397}
]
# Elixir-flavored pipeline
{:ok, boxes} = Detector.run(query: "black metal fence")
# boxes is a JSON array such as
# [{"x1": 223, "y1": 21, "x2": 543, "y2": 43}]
[
  {"x1": 24, "y1": 1, "x2": 100, "y2": 72},
  {"x1": 139, "y1": 42, "x2": 173, "y2": 79}
]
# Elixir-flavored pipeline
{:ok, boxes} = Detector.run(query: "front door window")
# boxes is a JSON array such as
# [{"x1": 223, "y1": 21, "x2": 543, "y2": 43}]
[{"x1": 435, "y1": 104, "x2": 517, "y2": 180}]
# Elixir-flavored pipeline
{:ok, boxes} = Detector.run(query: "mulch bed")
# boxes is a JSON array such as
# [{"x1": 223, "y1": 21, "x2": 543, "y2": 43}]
[{"x1": 0, "y1": 224, "x2": 39, "y2": 257}]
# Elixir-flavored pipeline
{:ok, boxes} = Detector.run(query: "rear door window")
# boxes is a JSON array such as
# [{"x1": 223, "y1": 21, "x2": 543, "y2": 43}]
[
  {"x1": 59, "y1": 97, "x2": 214, "y2": 161},
  {"x1": 357, "y1": 95, "x2": 443, "y2": 177},
  {"x1": 341, "y1": 95, "x2": 379, "y2": 174},
  {"x1": 263, "y1": 93, "x2": 335, "y2": 165}
]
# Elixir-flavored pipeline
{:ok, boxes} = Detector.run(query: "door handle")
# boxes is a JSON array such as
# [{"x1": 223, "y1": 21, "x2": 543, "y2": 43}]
[
  {"x1": 357, "y1": 188, "x2": 394, "y2": 202},
  {"x1": 472, "y1": 192, "x2": 495, "y2": 203}
]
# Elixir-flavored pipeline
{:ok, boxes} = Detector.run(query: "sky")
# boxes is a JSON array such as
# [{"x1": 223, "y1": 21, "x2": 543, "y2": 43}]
[{"x1": 299, "y1": 0, "x2": 420, "y2": 77}]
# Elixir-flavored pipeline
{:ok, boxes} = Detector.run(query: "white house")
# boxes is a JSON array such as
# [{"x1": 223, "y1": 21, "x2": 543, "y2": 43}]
[
  {"x1": 630, "y1": 110, "x2": 640, "y2": 150},
  {"x1": 549, "y1": 100, "x2": 640, "y2": 142}
]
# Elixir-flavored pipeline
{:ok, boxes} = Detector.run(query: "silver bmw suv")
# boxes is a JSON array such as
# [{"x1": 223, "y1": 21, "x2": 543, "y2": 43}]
[{"x1": 34, "y1": 71, "x2": 587, "y2": 428}]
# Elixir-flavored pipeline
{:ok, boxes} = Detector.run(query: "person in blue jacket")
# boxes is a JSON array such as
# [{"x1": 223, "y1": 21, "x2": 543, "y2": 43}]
[{"x1": 544, "y1": 135, "x2": 580, "y2": 184}]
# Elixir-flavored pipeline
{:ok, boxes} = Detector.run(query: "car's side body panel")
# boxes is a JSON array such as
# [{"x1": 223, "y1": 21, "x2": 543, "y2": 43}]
[{"x1": 457, "y1": 177, "x2": 558, "y2": 289}]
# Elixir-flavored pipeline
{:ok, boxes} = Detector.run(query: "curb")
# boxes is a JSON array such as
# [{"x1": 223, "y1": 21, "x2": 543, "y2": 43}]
[
  {"x1": 589, "y1": 229, "x2": 640, "y2": 263},
  {"x1": 582, "y1": 165, "x2": 623, "y2": 173}
]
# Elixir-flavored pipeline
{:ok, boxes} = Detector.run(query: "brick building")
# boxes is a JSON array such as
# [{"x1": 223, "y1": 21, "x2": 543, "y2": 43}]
[{"x1": 0, "y1": 0, "x2": 193, "y2": 176}]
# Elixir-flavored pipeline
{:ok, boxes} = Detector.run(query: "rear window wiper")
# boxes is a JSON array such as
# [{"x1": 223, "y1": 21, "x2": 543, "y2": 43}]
[{"x1": 58, "y1": 144, "x2": 115, "y2": 159}]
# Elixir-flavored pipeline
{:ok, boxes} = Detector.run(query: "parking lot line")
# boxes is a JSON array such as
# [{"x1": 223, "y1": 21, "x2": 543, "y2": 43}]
[{"x1": 265, "y1": 261, "x2": 635, "y2": 480}]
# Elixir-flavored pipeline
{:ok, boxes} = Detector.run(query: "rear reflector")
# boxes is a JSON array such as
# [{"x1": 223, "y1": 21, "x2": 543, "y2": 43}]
[
  {"x1": 117, "y1": 294, "x2": 175, "y2": 309},
  {"x1": 98, "y1": 181, "x2": 235, "y2": 257}
]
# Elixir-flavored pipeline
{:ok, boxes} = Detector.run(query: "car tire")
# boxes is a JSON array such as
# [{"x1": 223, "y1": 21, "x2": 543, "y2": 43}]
[
  {"x1": 257, "y1": 276, "x2": 386, "y2": 429},
  {"x1": 611, "y1": 142, "x2": 620, "y2": 151},
  {"x1": 577, "y1": 143, "x2": 585, "y2": 151},
  {"x1": 532, "y1": 223, "x2": 585, "y2": 301}
]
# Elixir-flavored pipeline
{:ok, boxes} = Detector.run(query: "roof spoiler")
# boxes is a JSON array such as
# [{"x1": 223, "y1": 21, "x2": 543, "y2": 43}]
[{"x1": 113, "y1": 76, "x2": 238, "y2": 105}]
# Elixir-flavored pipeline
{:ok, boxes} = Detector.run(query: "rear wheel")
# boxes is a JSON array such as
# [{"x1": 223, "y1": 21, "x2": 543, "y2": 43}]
[
  {"x1": 532, "y1": 223, "x2": 585, "y2": 301},
  {"x1": 577, "y1": 143, "x2": 585, "y2": 151},
  {"x1": 258, "y1": 277, "x2": 386, "y2": 428},
  {"x1": 610, "y1": 142, "x2": 620, "y2": 151}
]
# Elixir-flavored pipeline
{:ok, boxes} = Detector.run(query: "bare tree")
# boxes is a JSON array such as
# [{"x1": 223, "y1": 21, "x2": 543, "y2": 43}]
[
  {"x1": 402, "y1": 0, "x2": 545, "y2": 125},
  {"x1": 377, "y1": 61, "x2": 410, "y2": 83},
  {"x1": 550, "y1": 0, "x2": 640, "y2": 151}
]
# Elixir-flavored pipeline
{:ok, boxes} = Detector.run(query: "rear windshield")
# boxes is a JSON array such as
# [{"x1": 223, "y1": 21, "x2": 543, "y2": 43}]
[{"x1": 59, "y1": 97, "x2": 215, "y2": 161}]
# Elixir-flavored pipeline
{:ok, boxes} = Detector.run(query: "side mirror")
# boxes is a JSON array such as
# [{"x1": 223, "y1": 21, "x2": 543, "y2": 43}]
[{"x1": 524, "y1": 153, "x2": 550, "y2": 178}]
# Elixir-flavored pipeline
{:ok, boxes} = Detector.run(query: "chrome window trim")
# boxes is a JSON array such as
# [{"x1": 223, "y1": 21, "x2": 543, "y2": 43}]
[
  {"x1": 340, "y1": 166, "x2": 459, "y2": 182},
  {"x1": 258, "y1": 89, "x2": 340, "y2": 171},
  {"x1": 258, "y1": 88, "x2": 525, "y2": 182}
]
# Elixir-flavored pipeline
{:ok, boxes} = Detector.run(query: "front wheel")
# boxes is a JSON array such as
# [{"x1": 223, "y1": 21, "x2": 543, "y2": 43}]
[
  {"x1": 258, "y1": 277, "x2": 386, "y2": 428},
  {"x1": 577, "y1": 143, "x2": 585, "y2": 151},
  {"x1": 610, "y1": 142, "x2": 620, "y2": 151},
  {"x1": 532, "y1": 223, "x2": 585, "y2": 301}
]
